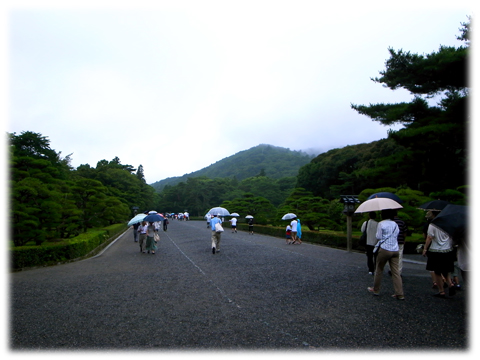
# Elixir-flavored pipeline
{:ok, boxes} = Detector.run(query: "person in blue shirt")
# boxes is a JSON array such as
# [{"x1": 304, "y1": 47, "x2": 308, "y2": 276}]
[{"x1": 210, "y1": 214, "x2": 223, "y2": 254}]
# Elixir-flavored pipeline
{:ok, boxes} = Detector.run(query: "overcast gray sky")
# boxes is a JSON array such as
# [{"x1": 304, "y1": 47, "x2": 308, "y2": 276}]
[{"x1": 3, "y1": 0, "x2": 474, "y2": 184}]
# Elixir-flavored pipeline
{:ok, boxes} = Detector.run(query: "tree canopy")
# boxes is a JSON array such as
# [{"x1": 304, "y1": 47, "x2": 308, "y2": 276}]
[
  {"x1": 10, "y1": 131, "x2": 157, "y2": 246},
  {"x1": 350, "y1": 19, "x2": 469, "y2": 193}
]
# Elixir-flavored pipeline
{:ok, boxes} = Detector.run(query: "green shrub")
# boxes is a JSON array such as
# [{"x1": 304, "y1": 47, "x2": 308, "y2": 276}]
[
  {"x1": 236, "y1": 223, "x2": 423, "y2": 253},
  {"x1": 10, "y1": 224, "x2": 128, "y2": 270}
]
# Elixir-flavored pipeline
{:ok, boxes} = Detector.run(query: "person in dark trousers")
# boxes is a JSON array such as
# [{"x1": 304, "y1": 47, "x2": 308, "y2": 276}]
[
  {"x1": 248, "y1": 218, "x2": 254, "y2": 235},
  {"x1": 133, "y1": 222, "x2": 140, "y2": 242},
  {"x1": 361, "y1": 211, "x2": 378, "y2": 275},
  {"x1": 163, "y1": 216, "x2": 168, "y2": 231}
]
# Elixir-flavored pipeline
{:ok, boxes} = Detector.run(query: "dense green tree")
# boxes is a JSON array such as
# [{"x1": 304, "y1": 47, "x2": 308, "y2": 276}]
[
  {"x1": 277, "y1": 188, "x2": 344, "y2": 230},
  {"x1": 221, "y1": 193, "x2": 276, "y2": 225}
]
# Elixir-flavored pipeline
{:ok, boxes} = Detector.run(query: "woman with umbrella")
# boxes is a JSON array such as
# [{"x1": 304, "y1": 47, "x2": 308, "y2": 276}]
[
  {"x1": 367, "y1": 209, "x2": 404, "y2": 300},
  {"x1": 422, "y1": 211, "x2": 457, "y2": 298}
]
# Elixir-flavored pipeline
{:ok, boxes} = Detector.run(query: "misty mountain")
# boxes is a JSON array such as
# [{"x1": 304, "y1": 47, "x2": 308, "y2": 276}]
[{"x1": 150, "y1": 144, "x2": 315, "y2": 192}]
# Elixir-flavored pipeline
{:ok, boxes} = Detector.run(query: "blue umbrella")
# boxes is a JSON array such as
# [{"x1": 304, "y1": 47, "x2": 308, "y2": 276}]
[
  {"x1": 143, "y1": 213, "x2": 164, "y2": 222},
  {"x1": 367, "y1": 192, "x2": 403, "y2": 203}
]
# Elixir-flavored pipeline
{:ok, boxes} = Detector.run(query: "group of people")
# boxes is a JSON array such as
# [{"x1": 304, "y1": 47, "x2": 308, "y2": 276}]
[
  {"x1": 285, "y1": 217, "x2": 302, "y2": 244},
  {"x1": 132, "y1": 215, "x2": 169, "y2": 254},
  {"x1": 361, "y1": 208, "x2": 466, "y2": 300}
]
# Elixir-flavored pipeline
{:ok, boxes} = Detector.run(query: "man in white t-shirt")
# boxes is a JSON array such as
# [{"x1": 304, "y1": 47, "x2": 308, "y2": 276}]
[
  {"x1": 290, "y1": 218, "x2": 298, "y2": 243},
  {"x1": 229, "y1": 217, "x2": 237, "y2": 233}
]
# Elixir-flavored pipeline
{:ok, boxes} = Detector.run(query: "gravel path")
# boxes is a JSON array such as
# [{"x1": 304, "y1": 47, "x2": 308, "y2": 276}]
[{"x1": 10, "y1": 220, "x2": 467, "y2": 350}]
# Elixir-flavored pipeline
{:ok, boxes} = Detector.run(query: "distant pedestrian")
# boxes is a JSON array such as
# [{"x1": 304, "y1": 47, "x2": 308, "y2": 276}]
[
  {"x1": 163, "y1": 216, "x2": 168, "y2": 231},
  {"x1": 206, "y1": 213, "x2": 212, "y2": 228},
  {"x1": 422, "y1": 211, "x2": 456, "y2": 298},
  {"x1": 361, "y1": 212, "x2": 379, "y2": 275},
  {"x1": 133, "y1": 222, "x2": 140, "y2": 242},
  {"x1": 293, "y1": 218, "x2": 302, "y2": 244},
  {"x1": 367, "y1": 209, "x2": 404, "y2": 300},
  {"x1": 290, "y1": 218, "x2": 298, "y2": 242},
  {"x1": 286, "y1": 224, "x2": 292, "y2": 244},
  {"x1": 145, "y1": 222, "x2": 157, "y2": 254},
  {"x1": 248, "y1": 217, "x2": 254, "y2": 235},
  {"x1": 210, "y1": 214, "x2": 223, "y2": 254},
  {"x1": 229, "y1": 217, "x2": 237, "y2": 233},
  {"x1": 138, "y1": 221, "x2": 148, "y2": 253}
]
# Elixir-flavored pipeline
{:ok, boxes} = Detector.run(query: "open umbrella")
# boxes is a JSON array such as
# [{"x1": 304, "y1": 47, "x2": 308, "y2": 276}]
[
  {"x1": 143, "y1": 213, "x2": 164, "y2": 222},
  {"x1": 431, "y1": 204, "x2": 467, "y2": 240},
  {"x1": 418, "y1": 200, "x2": 450, "y2": 211},
  {"x1": 207, "y1": 207, "x2": 230, "y2": 216},
  {"x1": 230, "y1": 212, "x2": 240, "y2": 217},
  {"x1": 354, "y1": 198, "x2": 403, "y2": 213},
  {"x1": 128, "y1": 213, "x2": 147, "y2": 226},
  {"x1": 367, "y1": 192, "x2": 403, "y2": 203},
  {"x1": 281, "y1": 213, "x2": 297, "y2": 220},
  {"x1": 245, "y1": 215, "x2": 254, "y2": 219}
]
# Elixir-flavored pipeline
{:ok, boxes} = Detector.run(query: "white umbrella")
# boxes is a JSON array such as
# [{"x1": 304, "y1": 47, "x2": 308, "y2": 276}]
[
  {"x1": 245, "y1": 215, "x2": 254, "y2": 219},
  {"x1": 128, "y1": 213, "x2": 147, "y2": 226},
  {"x1": 354, "y1": 198, "x2": 403, "y2": 213},
  {"x1": 281, "y1": 213, "x2": 297, "y2": 220},
  {"x1": 207, "y1": 207, "x2": 230, "y2": 216},
  {"x1": 230, "y1": 212, "x2": 240, "y2": 217}
]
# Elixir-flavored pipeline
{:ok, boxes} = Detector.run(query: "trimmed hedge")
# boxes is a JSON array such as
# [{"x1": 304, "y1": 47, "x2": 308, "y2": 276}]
[
  {"x1": 235, "y1": 223, "x2": 423, "y2": 253},
  {"x1": 11, "y1": 223, "x2": 128, "y2": 271}
]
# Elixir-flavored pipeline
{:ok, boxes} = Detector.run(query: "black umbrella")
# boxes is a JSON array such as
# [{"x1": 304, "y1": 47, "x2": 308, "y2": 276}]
[
  {"x1": 418, "y1": 200, "x2": 450, "y2": 211},
  {"x1": 367, "y1": 192, "x2": 404, "y2": 203},
  {"x1": 431, "y1": 204, "x2": 467, "y2": 241}
]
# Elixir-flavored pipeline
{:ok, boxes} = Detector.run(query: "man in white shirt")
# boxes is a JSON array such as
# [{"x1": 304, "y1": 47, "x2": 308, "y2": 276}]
[
  {"x1": 229, "y1": 217, "x2": 237, "y2": 233},
  {"x1": 290, "y1": 218, "x2": 298, "y2": 243}
]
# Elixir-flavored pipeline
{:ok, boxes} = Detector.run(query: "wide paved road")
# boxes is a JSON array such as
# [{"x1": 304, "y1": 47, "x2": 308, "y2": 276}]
[{"x1": 10, "y1": 220, "x2": 467, "y2": 350}]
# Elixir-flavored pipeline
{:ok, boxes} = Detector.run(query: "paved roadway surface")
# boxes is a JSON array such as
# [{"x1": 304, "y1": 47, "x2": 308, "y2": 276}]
[{"x1": 10, "y1": 220, "x2": 467, "y2": 351}]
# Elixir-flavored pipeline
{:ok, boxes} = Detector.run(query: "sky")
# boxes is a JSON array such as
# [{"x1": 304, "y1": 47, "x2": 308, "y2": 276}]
[{"x1": 1, "y1": 0, "x2": 475, "y2": 185}]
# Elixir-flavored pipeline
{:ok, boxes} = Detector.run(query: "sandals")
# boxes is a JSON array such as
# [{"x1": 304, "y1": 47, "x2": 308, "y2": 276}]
[{"x1": 367, "y1": 287, "x2": 380, "y2": 296}]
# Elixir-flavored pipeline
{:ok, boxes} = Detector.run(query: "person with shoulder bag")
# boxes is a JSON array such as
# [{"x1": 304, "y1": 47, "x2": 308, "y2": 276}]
[
  {"x1": 367, "y1": 209, "x2": 404, "y2": 300},
  {"x1": 210, "y1": 214, "x2": 223, "y2": 254}
]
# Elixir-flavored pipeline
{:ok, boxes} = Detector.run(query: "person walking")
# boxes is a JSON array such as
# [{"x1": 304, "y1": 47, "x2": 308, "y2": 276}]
[
  {"x1": 290, "y1": 217, "x2": 298, "y2": 242},
  {"x1": 422, "y1": 211, "x2": 456, "y2": 298},
  {"x1": 248, "y1": 217, "x2": 254, "y2": 235},
  {"x1": 132, "y1": 222, "x2": 140, "y2": 242},
  {"x1": 210, "y1": 214, "x2": 223, "y2": 254},
  {"x1": 295, "y1": 218, "x2": 302, "y2": 244},
  {"x1": 145, "y1": 222, "x2": 157, "y2": 254},
  {"x1": 229, "y1": 216, "x2": 237, "y2": 233},
  {"x1": 137, "y1": 221, "x2": 148, "y2": 253},
  {"x1": 389, "y1": 210, "x2": 407, "y2": 276},
  {"x1": 361, "y1": 212, "x2": 379, "y2": 275},
  {"x1": 206, "y1": 213, "x2": 212, "y2": 228},
  {"x1": 367, "y1": 209, "x2": 404, "y2": 300},
  {"x1": 286, "y1": 224, "x2": 292, "y2": 244},
  {"x1": 163, "y1": 215, "x2": 168, "y2": 231}
]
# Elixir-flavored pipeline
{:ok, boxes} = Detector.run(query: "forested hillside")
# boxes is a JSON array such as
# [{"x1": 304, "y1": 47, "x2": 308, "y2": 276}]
[{"x1": 150, "y1": 144, "x2": 314, "y2": 192}]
